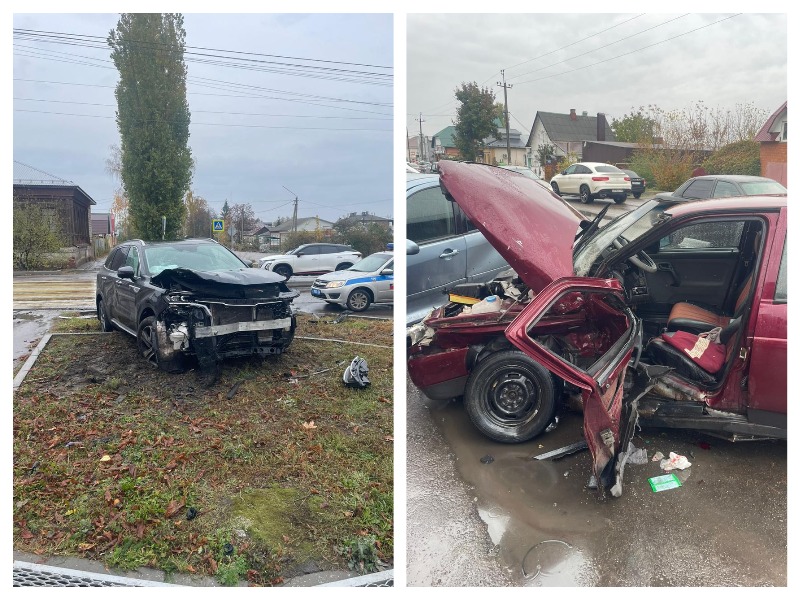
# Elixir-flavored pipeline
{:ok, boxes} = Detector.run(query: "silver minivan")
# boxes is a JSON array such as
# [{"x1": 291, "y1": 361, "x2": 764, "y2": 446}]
[{"x1": 406, "y1": 173, "x2": 508, "y2": 325}]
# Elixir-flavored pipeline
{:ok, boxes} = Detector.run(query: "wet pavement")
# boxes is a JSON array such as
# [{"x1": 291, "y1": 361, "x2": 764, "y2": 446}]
[{"x1": 408, "y1": 381, "x2": 787, "y2": 586}]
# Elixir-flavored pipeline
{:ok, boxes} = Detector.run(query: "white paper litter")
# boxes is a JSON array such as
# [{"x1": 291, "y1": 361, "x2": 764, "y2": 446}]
[{"x1": 659, "y1": 452, "x2": 692, "y2": 471}]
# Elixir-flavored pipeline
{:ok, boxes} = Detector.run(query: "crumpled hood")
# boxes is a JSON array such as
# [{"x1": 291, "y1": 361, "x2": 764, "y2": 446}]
[
  {"x1": 152, "y1": 268, "x2": 297, "y2": 299},
  {"x1": 439, "y1": 161, "x2": 582, "y2": 293}
]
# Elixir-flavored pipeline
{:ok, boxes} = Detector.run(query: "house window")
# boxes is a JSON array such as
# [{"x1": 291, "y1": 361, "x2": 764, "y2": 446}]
[{"x1": 782, "y1": 121, "x2": 787, "y2": 141}]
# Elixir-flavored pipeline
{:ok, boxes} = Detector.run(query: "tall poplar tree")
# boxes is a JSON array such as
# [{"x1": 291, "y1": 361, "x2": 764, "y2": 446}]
[
  {"x1": 109, "y1": 13, "x2": 193, "y2": 240},
  {"x1": 452, "y1": 82, "x2": 500, "y2": 162}
]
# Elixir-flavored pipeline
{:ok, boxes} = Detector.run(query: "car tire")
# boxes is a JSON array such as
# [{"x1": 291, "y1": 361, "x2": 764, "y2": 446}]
[
  {"x1": 346, "y1": 288, "x2": 372, "y2": 312},
  {"x1": 633, "y1": 193, "x2": 642, "y2": 199},
  {"x1": 579, "y1": 185, "x2": 593, "y2": 204},
  {"x1": 273, "y1": 264, "x2": 292, "y2": 279},
  {"x1": 614, "y1": 194, "x2": 627, "y2": 204},
  {"x1": 464, "y1": 350, "x2": 557, "y2": 443},
  {"x1": 136, "y1": 315, "x2": 185, "y2": 373},
  {"x1": 97, "y1": 298, "x2": 114, "y2": 332},
  {"x1": 551, "y1": 182, "x2": 560, "y2": 196},
  {"x1": 335, "y1": 262, "x2": 353, "y2": 271}
]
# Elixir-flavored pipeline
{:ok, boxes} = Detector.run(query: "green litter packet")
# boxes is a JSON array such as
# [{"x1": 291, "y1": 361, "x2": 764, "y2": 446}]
[{"x1": 648, "y1": 473, "x2": 682, "y2": 492}]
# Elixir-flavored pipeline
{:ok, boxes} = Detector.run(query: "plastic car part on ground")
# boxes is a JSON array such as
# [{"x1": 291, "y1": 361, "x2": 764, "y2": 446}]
[
  {"x1": 648, "y1": 473, "x2": 682, "y2": 492},
  {"x1": 343, "y1": 356, "x2": 370, "y2": 388}
]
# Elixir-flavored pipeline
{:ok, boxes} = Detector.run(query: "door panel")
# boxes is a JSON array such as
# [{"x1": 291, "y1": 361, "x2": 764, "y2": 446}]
[
  {"x1": 505, "y1": 277, "x2": 642, "y2": 496},
  {"x1": 644, "y1": 249, "x2": 739, "y2": 309}
]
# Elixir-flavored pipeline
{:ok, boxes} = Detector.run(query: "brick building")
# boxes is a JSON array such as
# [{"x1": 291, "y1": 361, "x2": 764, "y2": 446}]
[{"x1": 755, "y1": 101, "x2": 787, "y2": 187}]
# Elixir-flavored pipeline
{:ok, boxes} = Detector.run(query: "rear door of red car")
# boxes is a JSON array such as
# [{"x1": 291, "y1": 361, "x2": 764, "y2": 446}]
[{"x1": 505, "y1": 277, "x2": 643, "y2": 496}]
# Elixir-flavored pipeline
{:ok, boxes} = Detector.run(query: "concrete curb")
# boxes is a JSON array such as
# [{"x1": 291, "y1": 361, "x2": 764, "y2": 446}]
[{"x1": 13, "y1": 332, "x2": 111, "y2": 391}]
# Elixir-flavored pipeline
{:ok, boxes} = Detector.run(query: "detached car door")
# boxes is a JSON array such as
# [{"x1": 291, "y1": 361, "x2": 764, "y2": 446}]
[{"x1": 505, "y1": 277, "x2": 643, "y2": 497}]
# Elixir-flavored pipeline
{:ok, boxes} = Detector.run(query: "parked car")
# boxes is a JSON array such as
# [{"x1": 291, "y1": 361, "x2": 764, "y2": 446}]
[
  {"x1": 311, "y1": 250, "x2": 393, "y2": 312},
  {"x1": 407, "y1": 161, "x2": 786, "y2": 497},
  {"x1": 407, "y1": 162, "x2": 421, "y2": 173},
  {"x1": 259, "y1": 243, "x2": 361, "y2": 279},
  {"x1": 550, "y1": 162, "x2": 631, "y2": 204},
  {"x1": 621, "y1": 169, "x2": 646, "y2": 199},
  {"x1": 499, "y1": 165, "x2": 554, "y2": 191},
  {"x1": 655, "y1": 174, "x2": 787, "y2": 202},
  {"x1": 97, "y1": 238, "x2": 298, "y2": 377},
  {"x1": 406, "y1": 172, "x2": 509, "y2": 325}
]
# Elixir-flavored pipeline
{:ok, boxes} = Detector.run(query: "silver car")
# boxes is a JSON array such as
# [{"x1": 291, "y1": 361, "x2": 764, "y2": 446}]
[
  {"x1": 406, "y1": 173, "x2": 508, "y2": 325},
  {"x1": 311, "y1": 251, "x2": 393, "y2": 312}
]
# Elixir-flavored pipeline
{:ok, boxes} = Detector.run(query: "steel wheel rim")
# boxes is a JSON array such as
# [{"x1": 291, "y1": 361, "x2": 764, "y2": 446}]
[{"x1": 485, "y1": 368, "x2": 540, "y2": 426}]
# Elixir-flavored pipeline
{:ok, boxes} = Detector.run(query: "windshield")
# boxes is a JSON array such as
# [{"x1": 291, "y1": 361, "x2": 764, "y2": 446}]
[
  {"x1": 348, "y1": 253, "x2": 392, "y2": 272},
  {"x1": 573, "y1": 200, "x2": 670, "y2": 276},
  {"x1": 740, "y1": 180, "x2": 787, "y2": 195},
  {"x1": 286, "y1": 246, "x2": 302, "y2": 255},
  {"x1": 144, "y1": 243, "x2": 247, "y2": 276}
]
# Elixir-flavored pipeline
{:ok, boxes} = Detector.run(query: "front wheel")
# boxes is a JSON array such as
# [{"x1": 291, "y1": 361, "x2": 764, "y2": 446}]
[
  {"x1": 464, "y1": 350, "x2": 557, "y2": 443},
  {"x1": 579, "y1": 185, "x2": 593, "y2": 204},
  {"x1": 136, "y1": 316, "x2": 185, "y2": 373},
  {"x1": 346, "y1": 288, "x2": 372, "y2": 312},
  {"x1": 551, "y1": 182, "x2": 560, "y2": 196},
  {"x1": 273, "y1": 264, "x2": 292, "y2": 279},
  {"x1": 97, "y1": 299, "x2": 114, "y2": 332}
]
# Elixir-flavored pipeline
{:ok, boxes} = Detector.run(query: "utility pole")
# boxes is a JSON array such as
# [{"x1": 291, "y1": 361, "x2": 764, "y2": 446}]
[
  {"x1": 416, "y1": 112, "x2": 425, "y2": 162},
  {"x1": 406, "y1": 128, "x2": 411, "y2": 162},
  {"x1": 283, "y1": 185, "x2": 299, "y2": 232},
  {"x1": 497, "y1": 70, "x2": 513, "y2": 165}
]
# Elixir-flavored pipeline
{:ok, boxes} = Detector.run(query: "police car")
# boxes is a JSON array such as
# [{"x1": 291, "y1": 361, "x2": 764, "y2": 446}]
[{"x1": 310, "y1": 250, "x2": 393, "y2": 312}]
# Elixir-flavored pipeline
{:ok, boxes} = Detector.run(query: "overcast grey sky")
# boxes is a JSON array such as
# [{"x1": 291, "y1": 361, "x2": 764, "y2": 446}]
[
  {"x1": 407, "y1": 13, "x2": 787, "y2": 143},
  {"x1": 13, "y1": 13, "x2": 393, "y2": 224}
]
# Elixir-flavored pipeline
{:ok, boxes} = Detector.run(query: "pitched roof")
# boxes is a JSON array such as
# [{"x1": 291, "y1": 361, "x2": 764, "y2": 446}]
[
  {"x1": 528, "y1": 111, "x2": 616, "y2": 146},
  {"x1": 484, "y1": 128, "x2": 527, "y2": 149},
  {"x1": 755, "y1": 101, "x2": 787, "y2": 142},
  {"x1": 13, "y1": 160, "x2": 73, "y2": 185},
  {"x1": 269, "y1": 216, "x2": 335, "y2": 233},
  {"x1": 432, "y1": 125, "x2": 457, "y2": 148}
]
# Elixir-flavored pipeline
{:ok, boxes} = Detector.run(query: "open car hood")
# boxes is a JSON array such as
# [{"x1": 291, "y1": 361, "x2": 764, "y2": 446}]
[
  {"x1": 439, "y1": 161, "x2": 582, "y2": 293},
  {"x1": 152, "y1": 268, "x2": 296, "y2": 298}
]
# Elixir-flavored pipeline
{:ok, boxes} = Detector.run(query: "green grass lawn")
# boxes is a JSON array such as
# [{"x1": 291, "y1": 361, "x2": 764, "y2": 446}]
[{"x1": 13, "y1": 314, "x2": 393, "y2": 585}]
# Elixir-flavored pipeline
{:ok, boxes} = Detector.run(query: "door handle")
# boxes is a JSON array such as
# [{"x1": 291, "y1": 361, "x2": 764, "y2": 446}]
[
  {"x1": 439, "y1": 249, "x2": 459, "y2": 259},
  {"x1": 657, "y1": 262, "x2": 681, "y2": 286}
]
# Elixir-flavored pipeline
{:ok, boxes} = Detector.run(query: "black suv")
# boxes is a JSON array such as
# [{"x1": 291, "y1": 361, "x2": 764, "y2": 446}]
[{"x1": 97, "y1": 239, "x2": 298, "y2": 376}]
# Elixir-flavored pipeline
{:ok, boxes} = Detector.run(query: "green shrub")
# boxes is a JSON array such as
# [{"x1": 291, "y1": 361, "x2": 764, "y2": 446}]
[{"x1": 702, "y1": 140, "x2": 760, "y2": 176}]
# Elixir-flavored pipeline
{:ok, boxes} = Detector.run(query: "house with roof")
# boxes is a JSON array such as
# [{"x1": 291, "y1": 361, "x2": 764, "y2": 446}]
[
  {"x1": 339, "y1": 211, "x2": 393, "y2": 230},
  {"x1": 526, "y1": 109, "x2": 616, "y2": 168},
  {"x1": 480, "y1": 127, "x2": 528, "y2": 166},
  {"x1": 267, "y1": 216, "x2": 335, "y2": 248},
  {"x1": 755, "y1": 101, "x2": 787, "y2": 187},
  {"x1": 432, "y1": 126, "x2": 460, "y2": 160},
  {"x1": 13, "y1": 161, "x2": 97, "y2": 266}
]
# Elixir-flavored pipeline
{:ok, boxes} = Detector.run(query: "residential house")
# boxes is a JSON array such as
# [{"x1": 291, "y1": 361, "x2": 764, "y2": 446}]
[
  {"x1": 13, "y1": 161, "x2": 96, "y2": 266},
  {"x1": 267, "y1": 216, "x2": 335, "y2": 248},
  {"x1": 242, "y1": 224, "x2": 272, "y2": 251},
  {"x1": 339, "y1": 211, "x2": 393, "y2": 230},
  {"x1": 526, "y1": 110, "x2": 616, "y2": 169},
  {"x1": 407, "y1": 134, "x2": 432, "y2": 163},
  {"x1": 480, "y1": 127, "x2": 527, "y2": 166},
  {"x1": 432, "y1": 126, "x2": 460, "y2": 160},
  {"x1": 755, "y1": 101, "x2": 787, "y2": 187},
  {"x1": 91, "y1": 211, "x2": 116, "y2": 256}
]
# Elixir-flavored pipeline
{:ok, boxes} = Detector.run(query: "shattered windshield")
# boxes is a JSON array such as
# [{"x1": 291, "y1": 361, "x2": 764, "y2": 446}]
[
  {"x1": 144, "y1": 244, "x2": 248, "y2": 276},
  {"x1": 573, "y1": 200, "x2": 671, "y2": 276}
]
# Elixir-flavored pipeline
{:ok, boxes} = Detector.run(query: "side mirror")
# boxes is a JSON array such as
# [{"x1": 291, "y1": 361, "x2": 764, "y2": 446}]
[
  {"x1": 381, "y1": 268, "x2": 394, "y2": 276},
  {"x1": 561, "y1": 170, "x2": 568, "y2": 176},
  {"x1": 406, "y1": 239, "x2": 420, "y2": 255},
  {"x1": 117, "y1": 265, "x2": 135, "y2": 279}
]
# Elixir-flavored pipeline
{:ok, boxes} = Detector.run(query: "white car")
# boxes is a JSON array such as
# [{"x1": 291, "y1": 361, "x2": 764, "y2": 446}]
[
  {"x1": 310, "y1": 251, "x2": 393, "y2": 312},
  {"x1": 259, "y1": 243, "x2": 361, "y2": 279},
  {"x1": 550, "y1": 161, "x2": 631, "y2": 204}
]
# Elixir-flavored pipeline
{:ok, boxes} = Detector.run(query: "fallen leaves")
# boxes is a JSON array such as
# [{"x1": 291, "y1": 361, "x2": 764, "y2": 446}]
[{"x1": 164, "y1": 499, "x2": 186, "y2": 519}]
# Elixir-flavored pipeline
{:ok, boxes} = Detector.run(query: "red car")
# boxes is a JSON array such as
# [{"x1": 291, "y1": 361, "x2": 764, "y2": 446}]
[{"x1": 407, "y1": 162, "x2": 787, "y2": 497}]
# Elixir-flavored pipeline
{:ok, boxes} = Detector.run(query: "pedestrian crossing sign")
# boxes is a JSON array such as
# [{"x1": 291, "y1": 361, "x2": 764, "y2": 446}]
[{"x1": 212, "y1": 219, "x2": 224, "y2": 232}]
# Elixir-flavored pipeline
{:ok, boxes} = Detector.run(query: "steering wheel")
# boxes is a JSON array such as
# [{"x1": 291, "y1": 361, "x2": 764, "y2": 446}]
[{"x1": 613, "y1": 237, "x2": 658, "y2": 273}]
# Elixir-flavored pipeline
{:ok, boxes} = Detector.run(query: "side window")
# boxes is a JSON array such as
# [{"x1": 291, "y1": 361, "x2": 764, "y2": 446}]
[
  {"x1": 563, "y1": 165, "x2": 577, "y2": 175},
  {"x1": 300, "y1": 246, "x2": 319, "y2": 255},
  {"x1": 681, "y1": 179, "x2": 715, "y2": 199},
  {"x1": 577, "y1": 165, "x2": 591, "y2": 175},
  {"x1": 659, "y1": 221, "x2": 745, "y2": 251},
  {"x1": 104, "y1": 248, "x2": 120, "y2": 269},
  {"x1": 407, "y1": 186, "x2": 456, "y2": 244},
  {"x1": 384, "y1": 260, "x2": 394, "y2": 271},
  {"x1": 125, "y1": 246, "x2": 140, "y2": 275},
  {"x1": 774, "y1": 239, "x2": 787, "y2": 303},
  {"x1": 109, "y1": 246, "x2": 129, "y2": 270},
  {"x1": 712, "y1": 181, "x2": 740, "y2": 198}
]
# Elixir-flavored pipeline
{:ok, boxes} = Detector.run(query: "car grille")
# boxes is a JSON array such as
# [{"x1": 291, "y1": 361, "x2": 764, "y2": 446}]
[
  {"x1": 312, "y1": 279, "x2": 327, "y2": 289},
  {"x1": 203, "y1": 300, "x2": 291, "y2": 325}
]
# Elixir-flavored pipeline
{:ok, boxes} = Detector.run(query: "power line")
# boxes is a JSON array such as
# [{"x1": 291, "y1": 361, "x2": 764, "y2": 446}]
[
  {"x1": 514, "y1": 14, "x2": 742, "y2": 86},
  {"x1": 14, "y1": 108, "x2": 392, "y2": 132}
]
